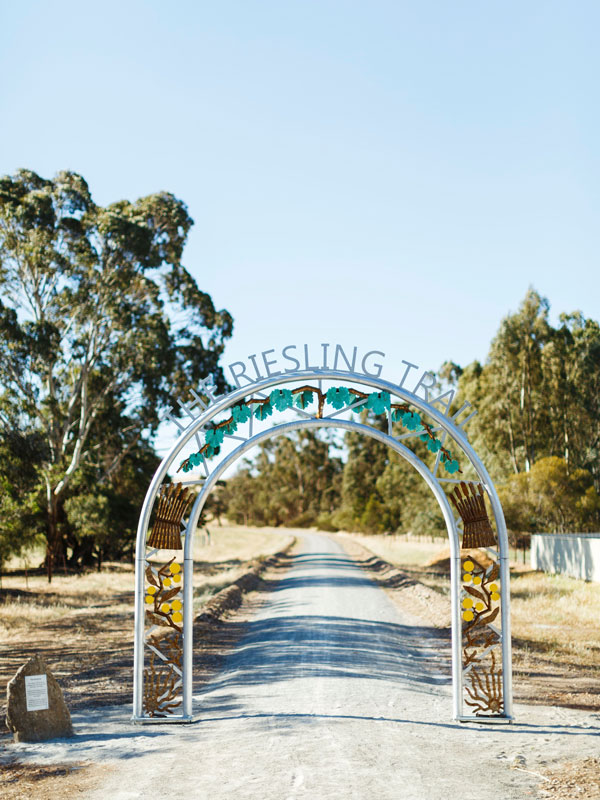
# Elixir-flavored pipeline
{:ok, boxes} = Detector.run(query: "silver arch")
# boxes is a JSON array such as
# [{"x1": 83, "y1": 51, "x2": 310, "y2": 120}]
[{"x1": 133, "y1": 369, "x2": 512, "y2": 723}]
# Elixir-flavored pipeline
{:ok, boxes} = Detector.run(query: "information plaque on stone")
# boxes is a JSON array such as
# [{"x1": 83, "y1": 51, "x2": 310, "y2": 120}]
[{"x1": 25, "y1": 674, "x2": 49, "y2": 712}]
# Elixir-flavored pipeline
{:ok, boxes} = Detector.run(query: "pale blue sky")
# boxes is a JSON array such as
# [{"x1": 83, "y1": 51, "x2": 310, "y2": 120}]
[{"x1": 1, "y1": 0, "x2": 598, "y2": 388}]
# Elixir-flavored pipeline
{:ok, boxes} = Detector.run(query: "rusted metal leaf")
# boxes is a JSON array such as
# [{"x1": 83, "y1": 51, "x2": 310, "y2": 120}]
[
  {"x1": 145, "y1": 566, "x2": 159, "y2": 587},
  {"x1": 159, "y1": 587, "x2": 181, "y2": 603},
  {"x1": 477, "y1": 606, "x2": 499, "y2": 627},
  {"x1": 464, "y1": 586, "x2": 486, "y2": 601}
]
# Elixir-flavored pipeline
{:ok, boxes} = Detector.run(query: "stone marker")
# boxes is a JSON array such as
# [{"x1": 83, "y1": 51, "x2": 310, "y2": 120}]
[{"x1": 6, "y1": 654, "x2": 74, "y2": 742}]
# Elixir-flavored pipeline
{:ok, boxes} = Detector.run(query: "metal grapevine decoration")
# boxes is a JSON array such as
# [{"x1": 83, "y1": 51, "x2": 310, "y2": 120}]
[
  {"x1": 147, "y1": 483, "x2": 193, "y2": 550},
  {"x1": 450, "y1": 482, "x2": 496, "y2": 548},
  {"x1": 179, "y1": 384, "x2": 461, "y2": 474}
]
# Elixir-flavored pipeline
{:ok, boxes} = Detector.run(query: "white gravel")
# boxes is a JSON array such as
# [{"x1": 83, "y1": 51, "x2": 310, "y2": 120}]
[{"x1": 3, "y1": 532, "x2": 599, "y2": 799}]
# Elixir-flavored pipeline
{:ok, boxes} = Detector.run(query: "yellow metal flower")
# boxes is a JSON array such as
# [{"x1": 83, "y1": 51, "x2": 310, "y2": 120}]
[
  {"x1": 172, "y1": 611, "x2": 183, "y2": 623},
  {"x1": 463, "y1": 560, "x2": 474, "y2": 572},
  {"x1": 160, "y1": 603, "x2": 171, "y2": 614},
  {"x1": 491, "y1": 591, "x2": 500, "y2": 602},
  {"x1": 146, "y1": 585, "x2": 157, "y2": 595},
  {"x1": 171, "y1": 599, "x2": 182, "y2": 611},
  {"x1": 462, "y1": 597, "x2": 474, "y2": 608},
  {"x1": 172, "y1": 574, "x2": 182, "y2": 583},
  {"x1": 145, "y1": 595, "x2": 154, "y2": 605},
  {"x1": 170, "y1": 563, "x2": 182, "y2": 575},
  {"x1": 463, "y1": 610, "x2": 474, "y2": 621},
  {"x1": 463, "y1": 573, "x2": 472, "y2": 583}
]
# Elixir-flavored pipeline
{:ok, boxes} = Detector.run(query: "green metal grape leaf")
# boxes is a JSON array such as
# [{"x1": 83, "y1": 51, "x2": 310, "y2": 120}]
[
  {"x1": 295, "y1": 391, "x2": 314, "y2": 409},
  {"x1": 427, "y1": 438, "x2": 442, "y2": 453},
  {"x1": 366, "y1": 392, "x2": 390, "y2": 414},
  {"x1": 326, "y1": 386, "x2": 351, "y2": 409},
  {"x1": 205, "y1": 427, "x2": 225, "y2": 447},
  {"x1": 224, "y1": 420, "x2": 237, "y2": 435},
  {"x1": 254, "y1": 402, "x2": 273, "y2": 420},
  {"x1": 402, "y1": 411, "x2": 422, "y2": 430},
  {"x1": 270, "y1": 389, "x2": 293, "y2": 411},
  {"x1": 232, "y1": 403, "x2": 252, "y2": 423}
]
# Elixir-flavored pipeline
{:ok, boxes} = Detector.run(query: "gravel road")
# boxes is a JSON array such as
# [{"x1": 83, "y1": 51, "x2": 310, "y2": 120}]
[{"x1": 5, "y1": 532, "x2": 599, "y2": 799}]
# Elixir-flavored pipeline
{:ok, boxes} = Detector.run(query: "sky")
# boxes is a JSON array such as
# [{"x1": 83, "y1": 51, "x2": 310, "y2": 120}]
[{"x1": 1, "y1": 0, "x2": 599, "y2": 404}]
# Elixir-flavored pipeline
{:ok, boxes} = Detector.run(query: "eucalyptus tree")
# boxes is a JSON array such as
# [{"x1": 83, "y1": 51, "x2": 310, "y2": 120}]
[
  {"x1": 224, "y1": 431, "x2": 343, "y2": 528},
  {"x1": 546, "y1": 313, "x2": 600, "y2": 489},
  {"x1": 452, "y1": 289, "x2": 552, "y2": 477},
  {"x1": 0, "y1": 169, "x2": 232, "y2": 579},
  {"x1": 452, "y1": 291, "x2": 600, "y2": 486}
]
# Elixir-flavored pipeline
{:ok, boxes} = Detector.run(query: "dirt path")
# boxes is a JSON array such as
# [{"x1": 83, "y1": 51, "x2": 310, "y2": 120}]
[{"x1": 3, "y1": 533, "x2": 599, "y2": 799}]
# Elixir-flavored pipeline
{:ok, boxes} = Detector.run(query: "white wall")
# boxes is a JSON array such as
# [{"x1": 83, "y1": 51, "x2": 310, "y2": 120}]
[{"x1": 530, "y1": 533, "x2": 600, "y2": 582}]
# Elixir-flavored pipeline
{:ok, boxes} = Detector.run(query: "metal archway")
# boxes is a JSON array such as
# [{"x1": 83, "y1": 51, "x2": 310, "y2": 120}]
[{"x1": 133, "y1": 369, "x2": 513, "y2": 724}]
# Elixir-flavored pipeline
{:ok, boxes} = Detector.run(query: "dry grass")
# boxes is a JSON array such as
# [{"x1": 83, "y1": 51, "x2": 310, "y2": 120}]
[
  {"x1": 0, "y1": 525, "x2": 293, "y2": 633},
  {"x1": 191, "y1": 523, "x2": 293, "y2": 563},
  {"x1": 539, "y1": 757, "x2": 600, "y2": 799},
  {"x1": 0, "y1": 568, "x2": 134, "y2": 635},
  {"x1": 0, "y1": 761, "x2": 111, "y2": 800},
  {"x1": 511, "y1": 570, "x2": 600, "y2": 660},
  {"x1": 339, "y1": 533, "x2": 445, "y2": 567}
]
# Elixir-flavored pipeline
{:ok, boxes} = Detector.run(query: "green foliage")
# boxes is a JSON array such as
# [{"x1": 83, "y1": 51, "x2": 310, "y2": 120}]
[
  {"x1": 498, "y1": 457, "x2": 600, "y2": 535},
  {"x1": 0, "y1": 169, "x2": 232, "y2": 577},
  {"x1": 315, "y1": 513, "x2": 339, "y2": 532},
  {"x1": 0, "y1": 429, "x2": 45, "y2": 569},
  {"x1": 451, "y1": 289, "x2": 600, "y2": 486},
  {"x1": 223, "y1": 431, "x2": 342, "y2": 527}
]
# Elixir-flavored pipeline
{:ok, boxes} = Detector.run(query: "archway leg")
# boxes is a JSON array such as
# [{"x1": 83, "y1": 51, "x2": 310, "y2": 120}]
[
  {"x1": 133, "y1": 552, "x2": 145, "y2": 719},
  {"x1": 450, "y1": 553, "x2": 462, "y2": 719},
  {"x1": 500, "y1": 554, "x2": 513, "y2": 719},
  {"x1": 183, "y1": 553, "x2": 194, "y2": 719}
]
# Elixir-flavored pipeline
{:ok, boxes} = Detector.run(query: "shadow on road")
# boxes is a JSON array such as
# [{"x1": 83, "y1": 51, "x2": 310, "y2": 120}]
[
  {"x1": 197, "y1": 613, "x2": 452, "y2": 695},
  {"x1": 192, "y1": 547, "x2": 453, "y2": 704}
]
